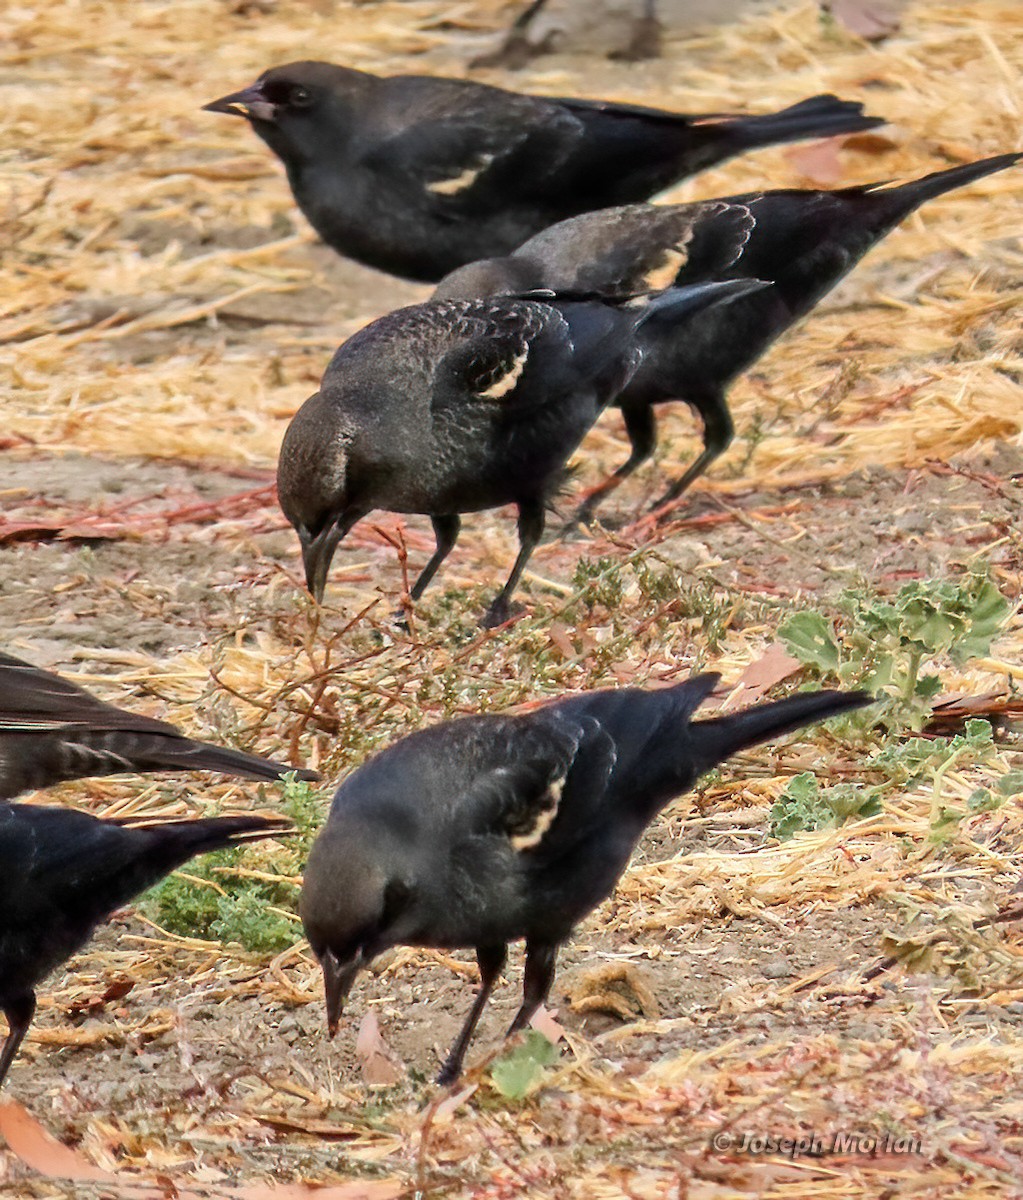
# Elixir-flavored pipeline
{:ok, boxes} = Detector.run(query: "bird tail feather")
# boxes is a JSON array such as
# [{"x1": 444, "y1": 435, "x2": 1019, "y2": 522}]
[
  {"x1": 874, "y1": 152, "x2": 1022, "y2": 211},
  {"x1": 692, "y1": 689, "x2": 871, "y2": 772},
  {"x1": 726, "y1": 94, "x2": 883, "y2": 150},
  {"x1": 176, "y1": 742, "x2": 320, "y2": 784}
]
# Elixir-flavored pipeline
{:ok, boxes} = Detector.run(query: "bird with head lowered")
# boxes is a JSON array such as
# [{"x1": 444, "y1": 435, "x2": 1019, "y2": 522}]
[{"x1": 300, "y1": 675, "x2": 871, "y2": 1084}]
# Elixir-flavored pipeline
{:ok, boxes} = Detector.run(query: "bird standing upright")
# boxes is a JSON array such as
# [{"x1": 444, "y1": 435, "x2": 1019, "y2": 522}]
[
  {"x1": 0, "y1": 805, "x2": 289, "y2": 1090},
  {"x1": 277, "y1": 280, "x2": 766, "y2": 627},
  {"x1": 300, "y1": 675, "x2": 871, "y2": 1084},
  {"x1": 203, "y1": 60, "x2": 883, "y2": 281},
  {"x1": 0, "y1": 650, "x2": 319, "y2": 800},
  {"x1": 435, "y1": 152, "x2": 1022, "y2": 518}
]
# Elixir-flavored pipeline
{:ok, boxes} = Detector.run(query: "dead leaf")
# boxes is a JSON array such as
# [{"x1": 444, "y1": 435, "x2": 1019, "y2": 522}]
[
  {"x1": 0, "y1": 1102, "x2": 116, "y2": 1182},
  {"x1": 355, "y1": 1011, "x2": 404, "y2": 1086},
  {"x1": 234, "y1": 1182, "x2": 403, "y2": 1200},
  {"x1": 529, "y1": 1005, "x2": 566, "y2": 1045},
  {"x1": 785, "y1": 137, "x2": 846, "y2": 186},
  {"x1": 724, "y1": 644, "x2": 802, "y2": 708},
  {"x1": 824, "y1": 0, "x2": 902, "y2": 41},
  {"x1": 429, "y1": 1083, "x2": 478, "y2": 1127}
]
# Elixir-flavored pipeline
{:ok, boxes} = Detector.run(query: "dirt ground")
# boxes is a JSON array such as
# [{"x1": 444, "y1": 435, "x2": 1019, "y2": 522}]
[{"x1": 3, "y1": 0, "x2": 1023, "y2": 1196}]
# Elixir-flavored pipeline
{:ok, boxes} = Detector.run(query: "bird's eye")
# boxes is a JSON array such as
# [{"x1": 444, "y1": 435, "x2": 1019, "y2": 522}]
[{"x1": 290, "y1": 86, "x2": 313, "y2": 109}]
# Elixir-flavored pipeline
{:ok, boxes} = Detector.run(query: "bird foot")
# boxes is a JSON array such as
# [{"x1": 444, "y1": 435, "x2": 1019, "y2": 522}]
[
  {"x1": 435, "y1": 1059, "x2": 462, "y2": 1087},
  {"x1": 480, "y1": 598, "x2": 524, "y2": 630},
  {"x1": 470, "y1": 29, "x2": 561, "y2": 70},
  {"x1": 607, "y1": 15, "x2": 664, "y2": 61}
]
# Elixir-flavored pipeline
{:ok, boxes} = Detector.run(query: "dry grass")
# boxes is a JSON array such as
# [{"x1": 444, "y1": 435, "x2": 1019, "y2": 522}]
[{"x1": 2, "y1": 0, "x2": 1023, "y2": 1195}]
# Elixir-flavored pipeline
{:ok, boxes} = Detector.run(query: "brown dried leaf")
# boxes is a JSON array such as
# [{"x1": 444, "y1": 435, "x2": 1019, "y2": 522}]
[
  {"x1": 785, "y1": 137, "x2": 846, "y2": 186},
  {"x1": 529, "y1": 1004, "x2": 566, "y2": 1045},
  {"x1": 825, "y1": 0, "x2": 902, "y2": 41},
  {"x1": 725, "y1": 644, "x2": 802, "y2": 708},
  {"x1": 0, "y1": 1103, "x2": 116, "y2": 1183},
  {"x1": 355, "y1": 1011, "x2": 404, "y2": 1086}
]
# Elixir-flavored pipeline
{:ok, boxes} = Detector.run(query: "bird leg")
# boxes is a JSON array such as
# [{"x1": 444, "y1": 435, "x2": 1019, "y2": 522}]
[
  {"x1": 408, "y1": 515, "x2": 462, "y2": 604},
  {"x1": 0, "y1": 994, "x2": 36, "y2": 1092},
  {"x1": 437, "y1": 944, "x2": 507, "y2": 1086},
  {"x1": 506, "y1": 940, "x2": 559, "y2": 1035},
  {"x1": 470, "y1": 0, "x2": 561, "y2": 70},
  {"x1": 481, "y1": 501, "x2": 544, "y2": 628},
  {"x1": 608, "y1": 0, "x2": 664, "y2": 61},
  {"x1": 648, "y1": 391, "x2": 734, "y2": 515},
  {"x1": 572, "y1": 402, "x2": 657, "y2": 527}
]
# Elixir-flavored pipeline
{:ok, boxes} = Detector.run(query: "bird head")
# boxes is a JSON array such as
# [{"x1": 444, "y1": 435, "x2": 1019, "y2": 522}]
[
  {"x1": 432, "y1": 256, "x2": 547, "y2": 302},
  {"x1": 300, "y1": 825, "x2": 414, "y2": 1037},
  {"x1": 203, "y1": 61, "x2": 371, "y2": 163},
  {"x1": 277, "y1": 391, "x2": 352, "y2": 603}
]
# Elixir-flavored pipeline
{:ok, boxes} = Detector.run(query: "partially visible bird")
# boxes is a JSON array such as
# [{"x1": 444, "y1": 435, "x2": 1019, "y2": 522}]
[
  {"x1": 203, "y1": 60, "x2": 883, "y2": 281},
  {"x1": 0, "y1": 804, "x2": 289, "y2": 1090},
  {"x1": 300, "y1": 674, "x2": 871, "y2": 1084},
  {"x1": 277, "y1": 279, "x2": 766, "y2": 627},
  {"x1": 0, "y1": 651, "x2": 320, "y2": 800},
  {"x1": 435, "y1": 152, "x2": 1022, "y2": 519}
]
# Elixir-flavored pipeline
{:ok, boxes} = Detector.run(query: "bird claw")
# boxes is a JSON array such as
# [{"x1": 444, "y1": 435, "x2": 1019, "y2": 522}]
[
  {"x1": 435, "y1": 1060, "x2": 461, "y2": 1087},
  {"x1": 480, "y1": 599, "x2": 523, "y2": 629}
]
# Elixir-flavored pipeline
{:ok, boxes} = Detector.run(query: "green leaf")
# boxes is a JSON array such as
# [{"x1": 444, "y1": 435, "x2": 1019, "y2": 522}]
[
  {"x1": 777, "y1": 613, "x2": 840, "y2": 675},
  {"x1": 490, "y1": 1031, "x2": 560, "y2": 1100},
  {"x1": 997, "y1": 770, "x2": 1023, "y2": 798}
]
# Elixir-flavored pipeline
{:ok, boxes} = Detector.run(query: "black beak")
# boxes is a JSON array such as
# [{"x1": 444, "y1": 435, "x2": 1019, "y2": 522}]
[
  {"x1": 300, "y1": 523, "x2": 344, "y2": 604},
  {"x1": 202, "y1": 85, "x2": 276, "y2": 123},
  {"x1": 322, "y1": 950, "x2": 362, "y2": 1038}
]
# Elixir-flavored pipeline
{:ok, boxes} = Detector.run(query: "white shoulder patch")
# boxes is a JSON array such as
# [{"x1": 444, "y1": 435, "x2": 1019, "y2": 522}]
[
  {"x1": 510, "y1": 774, "x2": 565, "y2": 852},
  {"x1": 478, "y1": 345, "x2": 529, "y2": 400},
  {"x1": 426, "y1": 154, "x2": 496, "y2": 196}
]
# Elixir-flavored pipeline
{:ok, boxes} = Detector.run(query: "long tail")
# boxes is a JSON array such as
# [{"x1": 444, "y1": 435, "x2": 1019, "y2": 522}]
[
  {"x1": 725, "y1": 94, "x2": 883, "y2": 151},
  {"x1": 164, "y1": 738, "x2": 320, "y2": 784},
  {"x1": 870, "y1": 152, "x2": 1022, "y2": 213},
  {"x1": 692, "y1": 689, "x2": 872, "y2": 773},
  {"x1": 134, "y1": 812, "x2": 292, "y2": 870}
]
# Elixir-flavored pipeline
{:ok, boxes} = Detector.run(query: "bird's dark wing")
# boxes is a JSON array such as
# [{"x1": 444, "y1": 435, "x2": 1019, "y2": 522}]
[
  {"x1": 360, "y1": 76, "x2": 583, "y2": 206},
  {"x1": 431, "y1": 299, "x2": 568, "y2": 411},
  {"x1": 518, "y1": 201, "x2": 756, "y2": 297},
  {"x1": 457, "y1": 712, "x2": 616, "y2": 855}
]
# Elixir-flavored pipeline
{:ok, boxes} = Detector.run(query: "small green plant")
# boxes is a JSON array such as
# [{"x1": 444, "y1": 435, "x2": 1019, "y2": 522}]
[
  {"x1": 769, "y1": 771, "x2": 882, "y2": 839},
  {"x1": 490, "y1": 1031, "x2": 561, "y2": 1100},
  {"x1": 778, "y1": 573, "x2": 1010, "y2": 729},
  {"x1": 141, "y1": 773, "x2": 329, "y2": 954}
]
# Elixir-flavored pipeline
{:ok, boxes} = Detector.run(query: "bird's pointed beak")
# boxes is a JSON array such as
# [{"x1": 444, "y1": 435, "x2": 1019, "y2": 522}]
[
  {"x1": 202, "y1": 84, "x2": 276, "y2": 123},
  {"x1": 321, "y1": 950, "x2": 361, "y2": 1038},
  {"x1": 301, "y1": 523, "x2": 344, "y2": 604}
]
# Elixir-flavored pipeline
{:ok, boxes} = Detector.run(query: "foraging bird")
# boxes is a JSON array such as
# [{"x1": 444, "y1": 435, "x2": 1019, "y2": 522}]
[
  {"x1": 203, "y1": 60, "x2": 882, "y2": 282},
  {"x1": 300, "y1": 674, "x2": 871, "y2": 1083},
  {"x1": 435, "y1": 152, "x2": 1022, "y2": 519},
  {"x1": 0, "y1": 804, "x2": 289, "y2": 1090},
  {"x1": 0, "y1": 651, "x2": 319, "y2": 800},
  {"x1": 277, "y1": 280, "x2": 766, "y2": 627}
]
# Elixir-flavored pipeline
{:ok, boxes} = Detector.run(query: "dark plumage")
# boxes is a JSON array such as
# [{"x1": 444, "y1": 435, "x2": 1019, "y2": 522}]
[
  {"x1": 300, "y1": 675, "x2": 871, "y2": 1083},
  {"x1": 0, "y1": 804, "x2": 288, "y2": 1089},
  {"x1": 276, "y1": 281, "x2": 766, "y2": 627},
  {"x1": 0, "y1": 651, "x2": 319, "y2": 799},
  {"x1": 435, "y1": 152, "x2": 1022, "y2": 518},
  {"x1": 203, "y1": 60, "x2": 882, "y2": 282}
]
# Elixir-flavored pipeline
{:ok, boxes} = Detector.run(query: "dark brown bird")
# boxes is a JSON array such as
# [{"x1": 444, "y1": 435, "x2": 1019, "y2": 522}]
[
  {"x1": 203, "y1": 60, "x2": 882, "y2": 282},
  {"x1": 0, "y1": 651, "x2": 319, "y2": 799},
  {"x1": 300, "y1": 674, "x2": 871, "y2": 1083},
  {"x1": 276, "y1": 281, "x2": 766, "y2": 627},
  {"x1": 0, "y1": 804, "x2": 289, "y2": 1090},
  {"x1": 434, "y1": 152, "x2": 1022, "y2": 519}
]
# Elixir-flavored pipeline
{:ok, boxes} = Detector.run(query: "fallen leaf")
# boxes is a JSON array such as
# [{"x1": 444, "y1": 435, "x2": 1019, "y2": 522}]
[
  {"x1": 354, "y1": 1011, "x2": 404, "y2": 1086},
  {"x1": 429, "y1": 1083, "x2": 478, "y2": 1127},
  {"x1": 824, "y1": 0, "x2": 902, "y2": 41},
  {"x1": 529, "y1": 1005, "x2": 566, "y2": 1045},
  {"x1": 785, "y1": 137, "x2": 846, "y2": 186},
  {"x1": 724, "y1": 644, "x2": 803, "y2": 708},
  {"x1": 0, "y1": 1102, "x2": 115, "y2": 1182}
]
